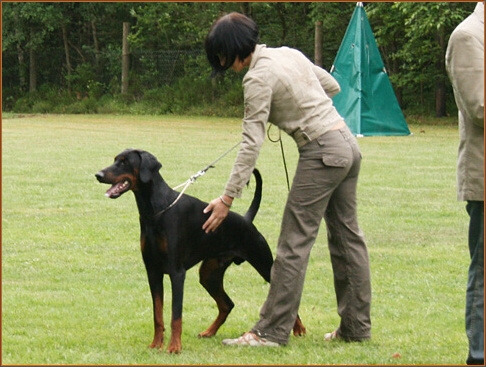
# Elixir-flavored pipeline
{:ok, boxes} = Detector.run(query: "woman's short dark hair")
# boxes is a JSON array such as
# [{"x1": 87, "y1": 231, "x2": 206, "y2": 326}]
[{"x1": 205, "y1": 12, "x2": 259, "y2": 76}]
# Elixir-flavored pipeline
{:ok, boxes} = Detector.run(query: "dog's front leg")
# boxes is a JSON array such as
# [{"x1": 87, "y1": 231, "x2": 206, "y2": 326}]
[
  {"x1": 145, "y1": 267, "x2": 165, "y2": 350},
  {"x1": 167, "y1": 270, "x2": 186, "y2": 354}
]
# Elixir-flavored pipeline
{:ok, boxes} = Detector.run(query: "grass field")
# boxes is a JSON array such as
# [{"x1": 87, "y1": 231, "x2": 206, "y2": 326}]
[{"x1": 2, "y1": 114, "x2": 469, "y2": 365}]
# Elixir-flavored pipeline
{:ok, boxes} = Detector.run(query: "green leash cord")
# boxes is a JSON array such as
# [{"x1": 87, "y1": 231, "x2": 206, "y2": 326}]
[{"x1": 267, "y1": 125, "x2": 290, "y2": 192}]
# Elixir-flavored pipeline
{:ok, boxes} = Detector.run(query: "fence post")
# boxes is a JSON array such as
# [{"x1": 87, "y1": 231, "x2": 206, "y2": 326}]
[
  {"x1": 121, "y1": 22, "x2": 130, "y2": 94},
  {"x1": 314, "y1": 20, "x2": 323, "y2": 67}
]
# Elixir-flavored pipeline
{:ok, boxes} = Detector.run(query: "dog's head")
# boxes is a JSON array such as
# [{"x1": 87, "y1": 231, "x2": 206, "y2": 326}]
[{"x1": 95, "y1": 149, "x2": 162, "y2": 199}]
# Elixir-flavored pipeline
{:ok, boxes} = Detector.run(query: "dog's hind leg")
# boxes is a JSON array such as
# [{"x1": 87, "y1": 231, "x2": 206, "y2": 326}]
[
  {"x1": 197, "y1": 257, "x2": 234, "y2": 338},
  {"x1": 243, "y1": 236, "x2": 274, "y2": 283},
  {"x1": 246, "y1": 237, "x2": 307, "y2": 337}
]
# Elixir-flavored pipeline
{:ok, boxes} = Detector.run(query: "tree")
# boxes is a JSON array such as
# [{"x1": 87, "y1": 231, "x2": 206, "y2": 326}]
[
  {"x1": 1, "y1": 2, "x2": 478, "y2": 116},
  {"x1": 309, "y1": 2, "x2": 355, "y2": 69},
  {"x1": 369, "y1": 2, "x2": 476, "y2": 116},
  {"x1": 128, "y1": 3, "x2": 225, "y2": 50},
  {"x1": 2, "y1": 2, "x2": 63, "y2": 92}
]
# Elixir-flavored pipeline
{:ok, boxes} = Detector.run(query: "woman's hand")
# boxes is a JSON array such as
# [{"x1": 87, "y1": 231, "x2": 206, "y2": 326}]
[{"x1": 202, "y1": 195, "x2": 233, "y2": 233}]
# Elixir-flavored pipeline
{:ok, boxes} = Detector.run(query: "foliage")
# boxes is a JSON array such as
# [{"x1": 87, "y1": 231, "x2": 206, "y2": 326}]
[
  {"x1": 367, "y1": 2, "x2": 476, "y2": 113},
  {"x1": 2, "y1": 2, "x2": 476, "y2": 117},
  {"x1": 128, "y1": 3, "x2": 222, "y2": 50}
]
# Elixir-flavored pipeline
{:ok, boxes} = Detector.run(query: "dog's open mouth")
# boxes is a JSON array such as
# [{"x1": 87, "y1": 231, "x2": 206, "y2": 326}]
[{"x1": 105, "y1": 180, "x2": 131, "y2": 199}]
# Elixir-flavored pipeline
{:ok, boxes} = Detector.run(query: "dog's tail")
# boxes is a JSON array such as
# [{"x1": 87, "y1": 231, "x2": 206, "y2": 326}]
[{"x1": 244, "y1": 168, "x2": 262, "y2": 222}]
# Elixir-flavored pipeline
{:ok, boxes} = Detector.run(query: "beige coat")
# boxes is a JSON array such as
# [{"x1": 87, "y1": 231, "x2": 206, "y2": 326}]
[
  {"x1": 225, "y1": 44, "x2": 344, "y2": 198},
  {"x1": 446, "y1": 3, "x2": 484, "y2": 202}
]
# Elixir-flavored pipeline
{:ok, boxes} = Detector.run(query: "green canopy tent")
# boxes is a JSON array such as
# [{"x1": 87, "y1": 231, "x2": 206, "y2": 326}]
[{"x1": 330, "y1": 3, "x2": 411, "y2": 136}]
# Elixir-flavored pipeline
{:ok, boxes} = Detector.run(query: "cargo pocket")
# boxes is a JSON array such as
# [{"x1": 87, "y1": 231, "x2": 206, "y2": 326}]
[{"x1": 322, "y1": 154, "x2": 349, "y2": 168}]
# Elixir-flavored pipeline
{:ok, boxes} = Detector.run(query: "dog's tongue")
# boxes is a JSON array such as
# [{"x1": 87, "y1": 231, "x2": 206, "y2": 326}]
[{"x1": 105, "y1": 181, "x2": 129, "y2": 198}]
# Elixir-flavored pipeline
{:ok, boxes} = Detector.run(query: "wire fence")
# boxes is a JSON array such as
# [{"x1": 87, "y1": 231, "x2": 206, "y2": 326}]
[
  {"x1": 2, "y1": 48, "x2": 206, "y2": 95},
  {"x1": 130, "y1": 49, "x2": 205, "y2": 89}
]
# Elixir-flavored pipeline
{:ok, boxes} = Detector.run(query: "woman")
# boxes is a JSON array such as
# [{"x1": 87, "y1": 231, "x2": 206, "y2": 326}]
[{"x1": 203, "y1": 12, "x2": 371, "y2": 347}]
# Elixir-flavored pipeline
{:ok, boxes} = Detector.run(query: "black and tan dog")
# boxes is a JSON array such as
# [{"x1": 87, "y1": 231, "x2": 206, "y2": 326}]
[{"x1": 95, "y1": 149, "x2": 305, "y2": 353}]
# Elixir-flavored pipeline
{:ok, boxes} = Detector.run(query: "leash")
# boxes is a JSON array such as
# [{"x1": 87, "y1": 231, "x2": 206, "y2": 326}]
[
  {"x1": 155, "y1": 141, "x2": 241, "y2": 217},
  {"x1": 267, "y1": 125, "x2": 290, "y2": 192}
]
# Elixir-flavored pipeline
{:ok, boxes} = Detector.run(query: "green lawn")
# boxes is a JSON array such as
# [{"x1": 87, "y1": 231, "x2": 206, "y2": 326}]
[{"x1": 2, "y1": 114, "x2": 469, "y2": 365}]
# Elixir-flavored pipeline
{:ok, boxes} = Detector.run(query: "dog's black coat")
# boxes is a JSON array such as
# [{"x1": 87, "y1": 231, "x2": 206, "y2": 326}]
[{"x1": 95, "y1": 149, "x2": 305, "y2": 353}]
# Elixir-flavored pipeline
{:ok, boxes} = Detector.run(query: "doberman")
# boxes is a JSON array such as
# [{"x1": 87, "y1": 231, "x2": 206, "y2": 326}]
[{"x1": 95, "y1": 149, "x2": 306, "y2": 353}]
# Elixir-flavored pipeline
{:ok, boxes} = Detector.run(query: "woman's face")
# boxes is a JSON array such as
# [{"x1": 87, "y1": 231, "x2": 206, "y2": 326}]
[
  {"x1": 219, "y1": 55, "x2": 250, "y2": 73},
  {"x1": 230, "y1": 57, "x2": 247, "y2": 72}
]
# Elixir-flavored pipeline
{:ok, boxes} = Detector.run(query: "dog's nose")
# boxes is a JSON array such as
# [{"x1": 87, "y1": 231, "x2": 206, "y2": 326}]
[{"x1": 95, "y1": 171, "x2": 104, "y2": 182}]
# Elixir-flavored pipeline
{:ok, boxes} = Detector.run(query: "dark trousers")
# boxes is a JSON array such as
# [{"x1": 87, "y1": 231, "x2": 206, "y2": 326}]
[
  {"x1": 251, "y1": 125, "x2": 372, "y2": 344},
  {"x1": 465, "y1": 201, "x2": 484, "y2": 365}
]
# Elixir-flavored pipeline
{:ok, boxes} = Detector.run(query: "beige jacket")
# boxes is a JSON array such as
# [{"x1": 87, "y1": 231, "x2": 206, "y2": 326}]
[
  {"x1": 225, "y1": 44, "x2": 344, "y2": 198},
  {"x1": 446, "y1": 2, "x2": 484, "y2": 202}
]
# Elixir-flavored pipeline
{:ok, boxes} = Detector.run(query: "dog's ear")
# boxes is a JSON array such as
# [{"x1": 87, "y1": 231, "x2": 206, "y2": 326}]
[{"x1": 138, "y1": 151, "x2": 162, "y2": 183}]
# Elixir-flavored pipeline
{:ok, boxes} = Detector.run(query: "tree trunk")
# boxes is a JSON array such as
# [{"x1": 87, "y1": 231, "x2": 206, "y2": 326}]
[
  {"x1": 91, "y1": 20, "x2": 100, "y2": 73},
  {"x1": 62, "y1": 23, "x2": 72, "y2": 92},
  {"x1": 239, "y1": 3, "x2": 251, "y2": 17},
  {"x1": 275, "y1": 3, "x2": 287, "y2": 45},
  {"x1": 435, "y1": 27, "x2": 446, "y2": 117},
  {"x1": 14, "y1": 10, "x2": 26, "y2": 92},
  {"x1": 29, "y1": 27, "x2": 37, "y2": 92},
  {"x1": 314, "y1": 21, "x2": 323, "y2": 67},
  {"x1": 17, "y1": 43, "x2": 26, "y2": 93},
  {"x1": 435, "y1": 80, "x2": 446, "y2": 117},
  {"x1": 29, "y1": 47, "x2": 37, "y2": 92}
]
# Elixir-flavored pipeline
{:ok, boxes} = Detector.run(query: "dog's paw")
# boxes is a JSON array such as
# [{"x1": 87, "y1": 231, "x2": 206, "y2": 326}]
[
  {"x1": 167, "y1": 342, "x2": 182, "y2": 354},
  {"x1": 148, "y1": 339, "x2": 164, "y2": 349},
  {"x1": 293, "y1": 327, "x2": 307, "y2": 337},
  {"x1": 292, "y1": 317, "x2": 307, "y2": 337},
  {"x1": 198, "y1": 329, "x2": 216, "y2": 338}
]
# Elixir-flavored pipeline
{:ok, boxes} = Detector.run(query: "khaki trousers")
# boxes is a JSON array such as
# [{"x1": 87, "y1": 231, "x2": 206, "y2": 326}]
[{"x1": 251, "y1": 125, "x2": 372, "y2": 344}]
